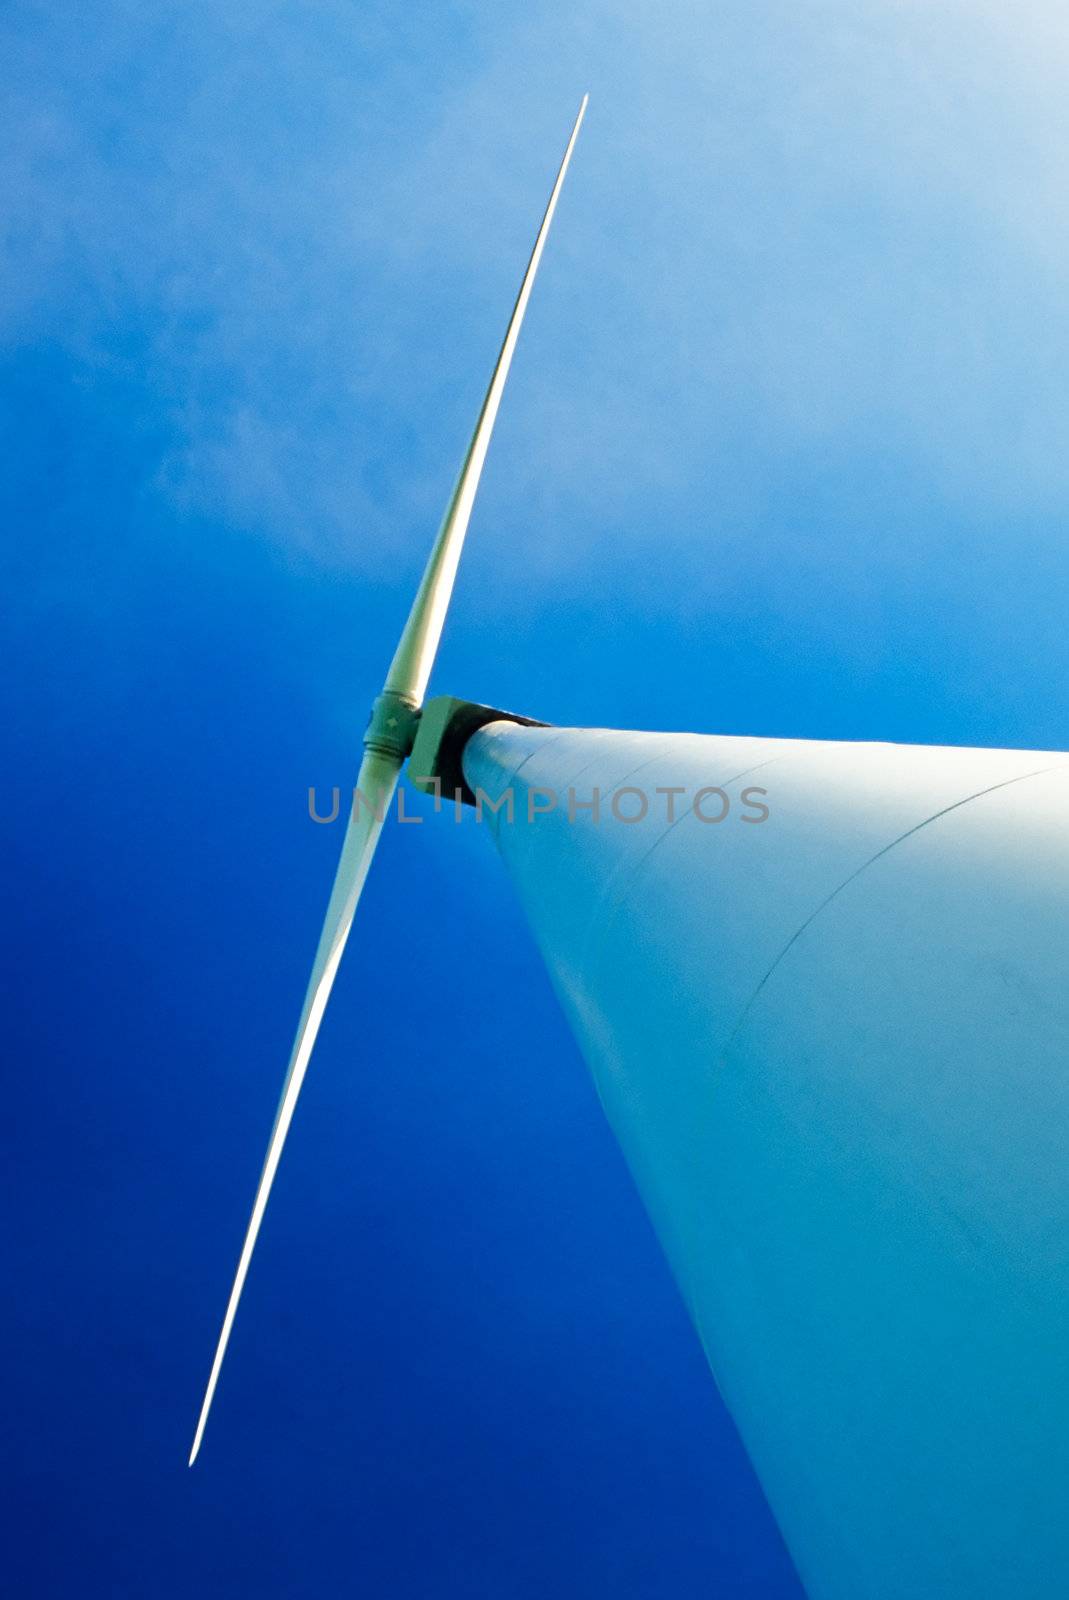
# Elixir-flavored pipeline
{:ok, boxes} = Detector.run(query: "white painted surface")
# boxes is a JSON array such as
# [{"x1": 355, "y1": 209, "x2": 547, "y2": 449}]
[{"x1": 465, "y1": 722, "x2": 1069, "y2": 1599}]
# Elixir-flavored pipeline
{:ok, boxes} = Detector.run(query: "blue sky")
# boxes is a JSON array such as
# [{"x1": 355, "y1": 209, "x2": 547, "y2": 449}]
[{"x1": 3, "y1": 1, "x2": 1068, "y2": 1594}]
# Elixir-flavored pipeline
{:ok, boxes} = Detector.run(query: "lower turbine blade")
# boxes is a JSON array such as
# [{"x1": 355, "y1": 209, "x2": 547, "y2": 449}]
[{"x1": 188, "y1": 750, "x2": 401, "y2": 1465}]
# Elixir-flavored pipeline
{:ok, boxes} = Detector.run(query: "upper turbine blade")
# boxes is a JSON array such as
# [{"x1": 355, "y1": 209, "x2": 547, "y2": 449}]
[
  {"x1": 189, "y1": 96, "x2": 588, "y2": 1465},
  {"x1": 385, "y1": 93, "x2": 588, "y2": 706}
]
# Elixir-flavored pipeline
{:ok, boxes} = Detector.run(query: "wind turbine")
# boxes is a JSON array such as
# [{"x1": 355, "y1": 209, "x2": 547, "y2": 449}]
[
  {"x1": 189, "y1": 95, "x2": 588, "y2": 1468},
  {"x1": 191, "y1": 92, "x2": 1069, "y2": 1600}
]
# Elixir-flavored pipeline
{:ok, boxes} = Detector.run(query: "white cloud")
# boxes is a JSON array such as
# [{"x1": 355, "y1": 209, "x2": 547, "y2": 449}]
[{"x1": 5, "y1": 0, "x2": 1069, "y2": 600}]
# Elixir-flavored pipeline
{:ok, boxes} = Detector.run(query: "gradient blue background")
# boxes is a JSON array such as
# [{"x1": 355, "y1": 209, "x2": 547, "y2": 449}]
[{"x1": 4, "y1": 3, "x2": 1068, "y2": 1594}]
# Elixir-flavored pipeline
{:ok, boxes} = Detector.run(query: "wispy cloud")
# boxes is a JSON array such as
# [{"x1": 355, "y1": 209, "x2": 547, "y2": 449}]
[{"x1": 5, "y1": 0, "x2": 1069, "y2": 601}]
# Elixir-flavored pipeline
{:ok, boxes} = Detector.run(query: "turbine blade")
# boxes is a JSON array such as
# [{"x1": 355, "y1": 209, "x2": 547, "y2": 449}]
[
  {"x1": 385, "y1": 94, "x2": 588, "y2": 705},
  {"x1": 189, "y1": 751, "x2": 401, "y2": 1465},
  {"x1": 189, "y1": 97, "x2": 587, "y2": 1465}
]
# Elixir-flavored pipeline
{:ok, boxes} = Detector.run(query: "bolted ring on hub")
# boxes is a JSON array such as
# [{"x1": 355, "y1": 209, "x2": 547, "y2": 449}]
[{"x1": 363, "y1": 691, "x2": 421, "y2": 760}]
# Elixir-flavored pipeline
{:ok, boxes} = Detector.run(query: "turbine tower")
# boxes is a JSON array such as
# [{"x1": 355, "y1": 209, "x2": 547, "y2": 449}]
[{"x1": 191, "y1": 99, "x2": 1069, "y2": 1600}]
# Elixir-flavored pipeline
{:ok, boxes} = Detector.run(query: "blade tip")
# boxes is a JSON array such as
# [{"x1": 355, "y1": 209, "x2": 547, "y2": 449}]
[{"x1": 188, "y1": 1407, "x2": 209, "y2": 1466}]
